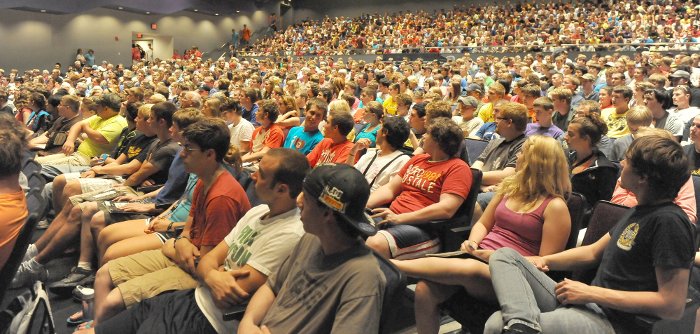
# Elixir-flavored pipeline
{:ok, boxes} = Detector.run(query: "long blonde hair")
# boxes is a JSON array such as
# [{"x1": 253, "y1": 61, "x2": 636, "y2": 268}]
[{"x1": 497, "y1": 135, "x2": 571, "y2": 210}]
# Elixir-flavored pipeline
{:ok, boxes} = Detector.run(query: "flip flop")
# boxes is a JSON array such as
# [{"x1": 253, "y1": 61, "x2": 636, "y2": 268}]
[
  {"x1": 76, "y1": 320, "x2": 93, "y2": 331},
  {"x1": 66, "y1": 310, "x2": 84, "y2": 326}
]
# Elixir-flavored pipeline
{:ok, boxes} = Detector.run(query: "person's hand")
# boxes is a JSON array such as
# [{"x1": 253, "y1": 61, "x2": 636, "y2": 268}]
[
  {"x1": 113, "y1": 193, "x2": 140, "y2": 202},
  {"x1": 525, "y1": 256, "x2": 549, "y2": 272},
  {"x1": 146, "y1": 217, "x2": 171, "y2": 233},
  {"x1": 459, "y1": 240, "x2": 479, "y2": 254},
  {"x1": 118, "y1": 202, "x2": 154, "y2": 213},
  {"x1": 89, "y1": 157, "x2": 102, "y2": 167},
  {"x1": 238, "y1": 321, "x2": 271, "y2": 334},
  {"x1": 371, "y1": 207, "x2": 403, "y2": 225},
  {"x1": 81, "y1": 169, "x2": 97, "y2": 178},
  {"x1": 141, "y1": 179, "x2": 156, "y2": 187},
  {"x1": 62, "y1": 141, "x2": 75, "y2": 156},
  {"x1": 205, "y1": 268, "x2": 251, "y2": 309},
  {"x1": 174, "y1": 238, "x2": 200, "y2": 275},
  {"x1": 555, "y1": 278, "x2": 594, "y2": 305}
]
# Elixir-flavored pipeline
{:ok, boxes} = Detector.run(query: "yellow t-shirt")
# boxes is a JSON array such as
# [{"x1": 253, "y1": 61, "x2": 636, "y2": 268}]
[
  {"x1": 77, "y1": 114, "x2": 128, "y2": 158},
  {"x1": 477, "y1": 102, "x2": 495, "y2": 123},
  {"x1": 601, "y1": 107, "x2": 630, "y2": 139},
  {"x1": 383, "y1": 96, "x2": 398, "y2": 116}
]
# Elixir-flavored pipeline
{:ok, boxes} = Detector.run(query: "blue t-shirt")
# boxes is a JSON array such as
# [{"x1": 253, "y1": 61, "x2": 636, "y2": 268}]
[
  {"x1": 284, "y1": 126, "x2": 324, "y2": 155},
  {"x1": 355, "y1": 123, "x2": 381, "y2": 147},
  {"x1": 169, "y1": 173, "x2": 198, "y2": 222},
  {"x1": 242, "y1": 103, "x2": 259, "y2": 126},
  {"x1": 155, "y1": 147, "x2": 188, "y2": 206},
  {"x1": 475, "y1": 122, "x2": 498, "y2": 141}
]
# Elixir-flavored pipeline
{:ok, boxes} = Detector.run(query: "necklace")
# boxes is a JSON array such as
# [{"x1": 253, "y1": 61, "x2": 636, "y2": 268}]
[{"x1": 572, "y1": 152, "x2": 595, "y2": 170}]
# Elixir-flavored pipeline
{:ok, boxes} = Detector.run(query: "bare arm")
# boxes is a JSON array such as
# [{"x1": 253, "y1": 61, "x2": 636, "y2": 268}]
[
  {"x1": 538, "y1": 197, "x2": 572, "y2": 256},
  {"x1": 366, "y1": 174, "x2": 402, "y2": 208},
  {"x1": 242, "y1": 145, "x2": 272, "y2": 162},
  {"x1": 28, "y1": 133, "x2": 49, "y2": 148},
  {"x1": 540, "y1": 233, "x2": 611, "y2": 272},
  {"x1": 239, "y1": 284, "x2": 277, "y2": 333},
  {"x1": 389, "y1": 193, "x2": 465, "y2": 224},
  {"x1": 122, "y1": 160, "x2": 163, "y2": 187},
  {"x1": 481, "y1": 167, "x2": 515, "y2": 186}
]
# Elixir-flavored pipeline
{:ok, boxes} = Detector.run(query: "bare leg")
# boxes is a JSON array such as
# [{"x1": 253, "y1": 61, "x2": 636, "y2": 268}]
[
  {"x1": 93, "y1": 263, "x2": 122, "y2": 326},
  {"x1": 471, "y1": 202, "x2": 483, "y2": 225},
  {"x1": 365, "y1": 233, "x2": 391, "y2": 259},
  {"x1": 60, "y1": 180, "x2": 84, "y2": 210},
  {"x1": 34, "y1": 204, "x2": 84, "y2": 265},
  {"x1": 102, "y1": 234, "x2": 163, "y2": 265},
  {"x1": 695, "y1": 307, "x2": 700, "y2": 334},
  {"x1": 97, "y1": 219, "x2": 148, "y2": 264},
  {"x1": 52, "y1": 175, "x2": 67, "y2": 212},
  {"x1": 414, "y1": 280, "x2": 460, "y2": 334},
  {"x1": 78, "y1": 202, "x2": 100, "y2": 264},
  {"x1": 34, "y1": 201, "x2": 73, "y2": 251}
]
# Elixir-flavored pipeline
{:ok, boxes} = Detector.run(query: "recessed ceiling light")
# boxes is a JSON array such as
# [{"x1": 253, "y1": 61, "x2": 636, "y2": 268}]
[
  {"x1": 236, "y1": 10, "x2": 240, "y2": 13},
  {"x1": 40, "y1": 9, "x2": 46, "y2": 12},
  {"x1": 215, "y1": 13, "x2": 219, "y2": 16},
  {"x1": 193, "y1": 9, "x2": 198, "y2": 12},
  {"x1": 118, "y1": 6, "x2": 123, "y2": 10},
  {"x1": 146, "y1": 11, "x2": 150, "y2": 14}
]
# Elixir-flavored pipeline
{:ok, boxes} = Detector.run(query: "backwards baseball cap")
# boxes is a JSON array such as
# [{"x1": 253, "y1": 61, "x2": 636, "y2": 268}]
[
  {"x1": 302, "y1": 164, "x2": 376, "y2": 237},
  {"x1": 457, "y1": 96, "x2": 479, "y2": 108},
  {"x1": 466, "y1": 83, "x2": 483, "y2": 95}
]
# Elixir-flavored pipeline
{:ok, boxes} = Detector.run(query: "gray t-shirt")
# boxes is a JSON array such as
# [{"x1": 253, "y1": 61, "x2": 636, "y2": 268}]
[
  {"x1": 476, "y1": 134, "x2": 526, "y2": 172},
  {"x1": 261, "y1": 234, "x2": 386, "y2": 334}
]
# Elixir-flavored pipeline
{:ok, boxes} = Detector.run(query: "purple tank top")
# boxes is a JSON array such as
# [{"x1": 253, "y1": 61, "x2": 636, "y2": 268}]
[{"x1": 478, "y1": 196, "x2": 554, "y2": 256}]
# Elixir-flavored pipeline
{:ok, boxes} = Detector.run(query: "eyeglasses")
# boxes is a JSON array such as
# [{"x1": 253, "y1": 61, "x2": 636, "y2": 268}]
[
  {"x1": 495, "y1": 117, "x2": 510, "y2": 122},
  {"x1": 180, "y1": 143, "x2": 201, "y2": 154}
]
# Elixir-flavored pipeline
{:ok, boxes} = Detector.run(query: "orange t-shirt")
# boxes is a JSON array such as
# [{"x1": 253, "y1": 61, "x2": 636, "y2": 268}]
[
  {"x1": 306, "y1": 138, "x2": 354, "y2": 167},
  {"x1": 0, "y1": 190, "x2": 28, "y2": 271}
]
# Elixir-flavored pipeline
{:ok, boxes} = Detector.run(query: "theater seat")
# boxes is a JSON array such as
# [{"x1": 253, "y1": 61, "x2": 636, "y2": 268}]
[{"x1": 430, "y1": 168, "x2": 482, "y2": 252}]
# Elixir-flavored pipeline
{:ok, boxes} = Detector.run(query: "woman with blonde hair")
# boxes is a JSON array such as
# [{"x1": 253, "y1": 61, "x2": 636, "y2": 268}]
[
  {"x1": 392, "y1": 135, "x2": 572, "y2": 334},
  {"x1": 202, "y1": 97, "x2": 222, "y2": 118}
]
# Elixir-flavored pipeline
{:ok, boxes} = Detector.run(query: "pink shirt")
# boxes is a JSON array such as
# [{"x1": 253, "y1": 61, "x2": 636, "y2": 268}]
[
  {"x1": 610, "y1": 177, "x2": 697, "y2": 224},
  {"x1": 479, "y1": 196, "x2": 553, "y2": 256}
]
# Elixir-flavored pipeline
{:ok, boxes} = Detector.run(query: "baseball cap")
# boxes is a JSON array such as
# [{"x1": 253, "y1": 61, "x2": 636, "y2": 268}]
[
  {"x1": 670, "y1": 70, "x2": 690, "y2": 79},
  {"x1": 466, "y1": 83, "x2": 484, "y2": 95},
  {"x1": 457, "y1": 96, "x2": 479, "y2": 108},
  {"x1": 302, "y1": 164, "x2": 376, "y2": 237},
  {"x1": 581, "y1": 73, "x2": 596, "y2": 81}
]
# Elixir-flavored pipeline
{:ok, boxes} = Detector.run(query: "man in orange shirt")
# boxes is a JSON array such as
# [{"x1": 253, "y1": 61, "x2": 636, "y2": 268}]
[
  {"x1": 307, "y1": 110, "x2": 354, "y2": 167},
  {"x1": 241, "y1": 24, "x2": 251, "y2": 46},
  {"x1": 242, "y1": 100, "x2": 285, "y2": 163}
]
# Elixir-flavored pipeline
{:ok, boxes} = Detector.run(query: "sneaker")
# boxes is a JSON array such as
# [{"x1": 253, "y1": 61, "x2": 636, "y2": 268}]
[
  {"x1": 10, "y1": 260, "x2": 48, "y2": 289},
  {"x1": 21, "y1": 244, "x2": 37, "y2": 263},
  {"x1": 48, "y1": 267, "x2": 95, "y2": 295},
  {"x1": 72, "y1": 285, "x2": 95, "y2": 301},
  {"x1": 36, "y1": 219, "x2": 50, "y2": 230}
]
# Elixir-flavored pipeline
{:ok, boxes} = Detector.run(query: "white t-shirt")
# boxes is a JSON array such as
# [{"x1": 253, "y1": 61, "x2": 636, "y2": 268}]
[
  {"x1": 671, "y1": 106, "x2": 700, "y2": 126},
  {"x1": 354, "y1": 149, "x2": 410, "y2": 192},
  {"x1": 229, "y1": 119, "x2": 255, "y2": 149},
  {"x1": 195, "y1": 205, "x2": 304, "y2": 333},
  {"x1": 452, "y1": 116, "x2": 484, "y2": 138}
]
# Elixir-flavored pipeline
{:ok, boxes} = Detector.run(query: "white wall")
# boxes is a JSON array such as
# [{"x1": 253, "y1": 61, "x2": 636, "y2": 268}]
[{"x1": 0, "y1": 3, "x2": 279, "y2": 71}]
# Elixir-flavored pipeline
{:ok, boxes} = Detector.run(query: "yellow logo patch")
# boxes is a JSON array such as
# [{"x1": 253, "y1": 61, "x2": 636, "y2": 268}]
[{"x1": 616, "y1": 223, "x2": 639, "y2": 251}]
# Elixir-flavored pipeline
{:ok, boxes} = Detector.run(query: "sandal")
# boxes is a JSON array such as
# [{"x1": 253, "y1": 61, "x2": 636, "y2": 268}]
[{"x1": 66, "y1": 311, "x2": 84, "y2": 326}]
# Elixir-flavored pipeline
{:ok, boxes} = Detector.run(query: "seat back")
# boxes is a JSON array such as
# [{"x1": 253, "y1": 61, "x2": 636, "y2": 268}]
[
  {"x1": 564, "y1": 192, "x2": 587, "y2": 250},
  {"x1": 692, "y1": 175, "x2": 700, "y2": 225},
  {"x1": 0, "y1": 213, "x2": 39, "y2": 304},
  {"x1": 235, "y1": 169, "x2": 261, "y2": 207},
  {"x1": 464, "y1": 138, "x2": 489, "y2": 165},
  {"x1": 571, "y1": 200, "x2": 630, "y2": 284},
  {"x1": 372, "y1": 251, "x2": 406, "y2": 334}
]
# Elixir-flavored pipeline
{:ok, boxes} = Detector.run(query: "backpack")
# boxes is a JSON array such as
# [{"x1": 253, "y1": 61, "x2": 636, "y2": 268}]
[{"x1": 0, "y1": 282, "x2": 56, "y2": 334}]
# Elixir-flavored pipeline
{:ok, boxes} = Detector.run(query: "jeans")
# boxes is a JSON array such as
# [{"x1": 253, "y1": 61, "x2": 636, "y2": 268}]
[{"x1": 484, "y1": 248, "x2": 615, "y2": 334}]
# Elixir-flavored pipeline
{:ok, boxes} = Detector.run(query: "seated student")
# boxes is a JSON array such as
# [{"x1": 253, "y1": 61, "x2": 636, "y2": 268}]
[
  {"x1": 0, "y1": 121, "x2": 28, "y2": 271},
  {"x1": 472, "y1": 100, "x2": 504, "y2": 141},
  {"x1": 306, "y1": 108, "x2": 355, "y2": 167},
  {"x1": 574, "y1": 100, "x2": 614, "y2": 158},
  {"x1": 238, "y1": 164, "x2": 386, "y2": 333},
  {"x1": 565, "y1": 114, "x2": 619, "y2": 209},
  {"x1": 549, "y1": 87, "x2": 575, "y2": 132},
  {"x1": 48, "y1": 102, "x2": 155, "y2": 214},
  {"x1": 484, "y1": 135, "x2": 694, "y2": 334},
  {"x1": 242, "y1": 99, "x2": 284, "y2": 163},
  {"x1": 221, "y1": 98, "x2": 254, "y2": 155},
  {"x1": 11, "y1": 103, "x2": 180, "y2": 289},
  {"x1": 406, "y1": 102, "x2": 428, "y2": 148},
  {"x1": 283, "y1": 98, "x2": 326, "y2": 155},
  {"x1": 525, "y1": 97, "x2": 564, "y2": 140},
  {"x1": 76, "y1": 148, "x2": 310, "y2": 334},
  {"x1": 614, "y1": 127, "x2": 697, "y2": 224},
  {"x1": 392, "y1": 135, "x2": 572, "y2": 334},
  {"x1": 685, "y1": 114, "x2": 700, "y2": 177},
  {"x1": 349, "y1": 116, "x2": 411, "y2": 191},
  {"x1": 453, "y1": 96, "x2": 483, "y2": 138},
  {"x1": 37, "y1": 93, "x2": 127, "y2": 180},
  {"x1": 24, "y1": 92, "x2": 52, "y2": 136},
  {"x1": 609, "y1": 106, "x2": 653, "y2": 161},
  {"x1": 87, "y1": 119, "x2": 251, "y2": 328},
  {"x1": 28, "y1": 94, "x2": 83, "y2": 154},
  {"x1": 601, "y1": 85, "x2": 633, "y2": 139},
  {"x1": 355, "y1": 101, "x2": 384, "y2": 148},
  {"x1": 472, "y1": 102, "x2": 528, "y2": 218},
  {"x1": 645, "y1": 88, "x2": 683, "y2": 141},
  {"x1": 366, "y1": 118, "x2": 472, "y2": 259}
]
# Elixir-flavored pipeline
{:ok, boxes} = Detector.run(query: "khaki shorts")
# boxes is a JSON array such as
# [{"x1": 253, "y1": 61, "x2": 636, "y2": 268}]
[
  {"x1": 64, "y1": 172, "x2": 123, "y2": 193},
  {"x1": 108, "y1": 249, "x2": 198, "y2": 307},
  {"x1": 35, "y1": 152, "x2": 90, "y2": 166}
]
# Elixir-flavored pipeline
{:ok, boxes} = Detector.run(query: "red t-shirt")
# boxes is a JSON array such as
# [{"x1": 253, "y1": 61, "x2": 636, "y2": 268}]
[
  {"x1": 390, "y1": 154, "x2": 471, "y2": 214},
  {"x1": 189, "y1": 170, "x2": 251, "y2": 248},
  {"x1": 306, "y1": 138, "x2": 354, "y2": 167},
  {"x1": 251, "y1": 124, "x2": 285, "y2": 152}
]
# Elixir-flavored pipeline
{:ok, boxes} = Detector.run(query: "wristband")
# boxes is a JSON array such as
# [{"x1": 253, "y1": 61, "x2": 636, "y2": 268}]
[
  {"x1": 173, "y1": 235, "x2": 188, "y2": 248},
  {"x1": 166, "y1": 221, "x2": 175, "y2": 232}
]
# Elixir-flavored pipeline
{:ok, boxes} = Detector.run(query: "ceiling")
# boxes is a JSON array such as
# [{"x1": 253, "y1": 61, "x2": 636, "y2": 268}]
[{"x1": 0, "y1": 0, "x2": 273, "y2": 16}]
